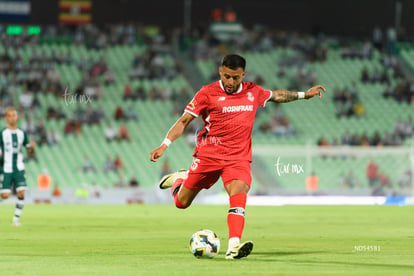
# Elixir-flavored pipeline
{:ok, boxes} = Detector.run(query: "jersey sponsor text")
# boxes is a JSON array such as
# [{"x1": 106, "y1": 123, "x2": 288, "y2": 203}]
[{"x1": 222, "y1": 105, "x2": 254, "y2": 113}]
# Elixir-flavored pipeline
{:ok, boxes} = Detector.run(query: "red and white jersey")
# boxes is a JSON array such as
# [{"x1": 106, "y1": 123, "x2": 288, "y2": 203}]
[{"x1": 184, "y1": 81, "x2": 272, "y2": 161}]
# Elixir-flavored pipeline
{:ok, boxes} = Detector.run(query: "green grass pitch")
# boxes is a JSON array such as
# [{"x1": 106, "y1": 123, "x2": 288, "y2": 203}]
[{"x1": 1, "y1": 204, "x2": 413, "y2": 275}]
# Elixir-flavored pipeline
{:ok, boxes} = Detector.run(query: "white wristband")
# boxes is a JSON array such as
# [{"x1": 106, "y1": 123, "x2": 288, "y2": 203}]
[
  {"x1": 297, "y1": 92, "x2": 305, "y2": 99},
  {"x1": 162, "y1": 138, "x2": 172, "y2": 147}
]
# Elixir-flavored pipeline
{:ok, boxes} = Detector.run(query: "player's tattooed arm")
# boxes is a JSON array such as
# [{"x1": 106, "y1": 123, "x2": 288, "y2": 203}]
[
  {"x1": 270, "y1": 90, "x2": 299, "y2": 103},
  {"x1": 270, "y1": 85, "x2": 326, "y2": 103}
]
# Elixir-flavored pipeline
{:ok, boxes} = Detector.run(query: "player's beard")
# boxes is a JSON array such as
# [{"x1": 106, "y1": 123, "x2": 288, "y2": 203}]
[{"x1": 225, "y1": 84, "x2": 239, "y2": 94}]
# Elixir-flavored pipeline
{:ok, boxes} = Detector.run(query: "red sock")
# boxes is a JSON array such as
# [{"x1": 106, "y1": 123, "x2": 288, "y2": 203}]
[
  {"x1": 171, "y1": 178, "x2": 184, "y2": 197},
  {"x1": 174, "y1": 194, "x2": 188, "y2": 209},
  {"x1": 171, "y1": 178, "x2": 189, "y2": 209},
  {"x1": 227, "y1": 193, "x2": 247, "y2": 239}
]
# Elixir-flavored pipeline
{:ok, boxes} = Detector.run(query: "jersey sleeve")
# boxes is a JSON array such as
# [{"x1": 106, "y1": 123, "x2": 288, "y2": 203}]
[
  {"x1": 184, "y1": 88, "x2": 208, "y2": 117},
  {"x1": 256, "y1": 85, "x2": 272, "y2": 107},
  {"x1": 0, "y1": 132, "x2": 2, "y2": 160},
  {"x1": 23, "y1": 131, "x2": 30, "y2": 147}
]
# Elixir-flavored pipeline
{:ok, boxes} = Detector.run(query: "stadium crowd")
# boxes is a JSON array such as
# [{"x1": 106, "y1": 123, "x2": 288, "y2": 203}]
[
  {"x1": 317, "y1": 115, "x2": 413, "y2": 147},
  {"x1": 0, "y1": 21, "x2": 413, "y2": 191},
  {"x1": 1, "y1": 24, "x2": 412, "y2": 138}
]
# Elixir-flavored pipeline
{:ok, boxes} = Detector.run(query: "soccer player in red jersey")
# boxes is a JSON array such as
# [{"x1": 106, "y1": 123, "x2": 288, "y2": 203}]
[{"x1": 150, "y1": 54, "x2": 325, "y2": 259}]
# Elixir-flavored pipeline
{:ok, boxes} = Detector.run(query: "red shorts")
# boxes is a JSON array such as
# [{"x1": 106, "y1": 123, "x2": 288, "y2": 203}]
[{"x1": 182, "y1": 157, "x2": 251, "y2": 191}]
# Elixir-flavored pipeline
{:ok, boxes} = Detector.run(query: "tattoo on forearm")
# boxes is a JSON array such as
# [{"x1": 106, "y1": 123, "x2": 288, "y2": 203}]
[{"x1": 274, "y1": 90, "x2": 298, "y2": 103}]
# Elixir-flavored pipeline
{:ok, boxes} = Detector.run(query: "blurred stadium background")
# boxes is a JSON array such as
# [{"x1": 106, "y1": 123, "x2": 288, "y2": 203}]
[{"x1": 0, "y1": 0, "x2": 413, "y2": 204}]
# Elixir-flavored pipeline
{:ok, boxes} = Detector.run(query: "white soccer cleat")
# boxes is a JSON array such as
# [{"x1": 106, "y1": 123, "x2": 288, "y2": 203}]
[
  {"x1": 159, "y1": 169, "x2": 188, "y2": 190},
  {"x1": 12, "y1": 221, "x2": 21, "y2": 227},
  {"x1": 225, "y1": 241, "x2": 254, "y2": 260}
]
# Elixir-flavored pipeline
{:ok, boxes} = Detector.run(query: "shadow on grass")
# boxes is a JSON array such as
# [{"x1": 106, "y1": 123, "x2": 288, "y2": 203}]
[
  {"x1": 255, "y1": 251, "x2": 326, "y2": 257},
  {"x1": 213, "y1": 251, "x2": 325, "y2": 262}
]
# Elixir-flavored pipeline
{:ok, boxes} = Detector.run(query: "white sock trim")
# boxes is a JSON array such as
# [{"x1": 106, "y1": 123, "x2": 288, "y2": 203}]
[
  {"x1": 228, "y1": 207, "x2": 245, "y2": 217},
  {"x1": 227, "y1": 237, "x2": 240, "y2": 253}
]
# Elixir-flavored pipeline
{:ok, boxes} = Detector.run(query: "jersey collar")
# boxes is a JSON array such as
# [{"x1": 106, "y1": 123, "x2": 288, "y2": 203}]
[{"x1": 219, "y1": 80, "x2": 243, "y2": 94}]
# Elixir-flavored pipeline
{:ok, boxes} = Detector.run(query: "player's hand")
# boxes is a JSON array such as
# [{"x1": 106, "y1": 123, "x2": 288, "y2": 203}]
[
  {"x1": 150, "y1": 146, "x2": 167, "y2": 162},
  {"x1": 29, "y1": 140, "x2": 36, "y2": 148},
  {"x1": 305, "y1": 85, "x2": 326, "y2": 99}
]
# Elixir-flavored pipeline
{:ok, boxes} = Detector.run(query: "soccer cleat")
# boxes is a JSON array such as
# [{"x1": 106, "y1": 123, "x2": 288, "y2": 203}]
[
  {"x1": 159, "y1": 169, "x2": 188, "y2": 190},
  {"x1": 12, "y1": 221, "x2": 21, "y2": 227},
  {"x1": 225, "y1": 241, "x2": 254, "y2": 260}
]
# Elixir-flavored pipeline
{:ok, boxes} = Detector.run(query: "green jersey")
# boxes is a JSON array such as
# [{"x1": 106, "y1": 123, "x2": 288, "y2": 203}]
[{"x1": 0, "y1": 127, "x2": 30, "y2": 173}]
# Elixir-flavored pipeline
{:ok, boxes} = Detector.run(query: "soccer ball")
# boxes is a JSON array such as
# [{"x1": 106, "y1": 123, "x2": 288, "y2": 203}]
[{"x1": 189, "y1": 229, "x2": 220, "y2": 258}]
